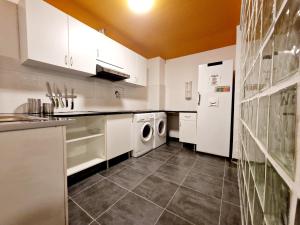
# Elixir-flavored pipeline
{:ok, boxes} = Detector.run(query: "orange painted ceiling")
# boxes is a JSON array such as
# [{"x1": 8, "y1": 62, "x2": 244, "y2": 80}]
[{"x1": 45, "y1": 0, "x2": 241, "y2": 59}]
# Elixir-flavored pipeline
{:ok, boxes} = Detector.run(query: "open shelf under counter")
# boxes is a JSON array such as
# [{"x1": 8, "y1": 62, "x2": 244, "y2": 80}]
[
  {"x1": 66, "y1": 129, "x2": 104, "y2": 144},
  {"x1": 66, "y1": 116, "x2": 106, "y2": 176},
  {"x1": 67, "y1": 155, "x2": 106, "y2": 176}
]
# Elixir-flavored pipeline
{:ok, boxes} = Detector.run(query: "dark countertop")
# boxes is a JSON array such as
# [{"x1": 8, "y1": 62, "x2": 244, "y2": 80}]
[
  {"x1": 0, "y1": 114, "x2": 74, "y2": 132},
  {"x1": 0, "y1": 110, "x2": 197, "y2": 131},
  {"x1": 53, "y1": 110, "x2": 197, "y2": 117}
]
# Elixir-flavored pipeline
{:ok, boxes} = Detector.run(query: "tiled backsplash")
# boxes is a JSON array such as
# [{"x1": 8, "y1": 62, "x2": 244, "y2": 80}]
[
  {"x1": 238, "y1": 0, "x2": 300, "y2": 225},
  {"x1": 0, "y1": 56, "x2": 148, "y2": 113}
]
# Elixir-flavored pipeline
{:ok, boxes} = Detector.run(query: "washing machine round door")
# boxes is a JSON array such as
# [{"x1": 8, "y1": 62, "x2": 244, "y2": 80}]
[
  {"x1": 140, "y1": 122, "x2": 153, "y2": 142},
  {"x1": 157, "y1": 119, "x2": 166, "y2": 137}
]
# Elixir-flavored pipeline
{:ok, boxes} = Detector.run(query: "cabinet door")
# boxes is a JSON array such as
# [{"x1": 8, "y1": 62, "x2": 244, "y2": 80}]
[
  {"x1": 97, "y1": 33, "x2": 126, "y2": 71},
  {"x1": 106, "y1": 115, "x2": 132, "y2": 160},
  {"x1": 135, "y1": 54, "x2": 147, "y2": 86},
  {"x1": 19, "y1": 0, "x2": 69, "y2": 68},
  {"x1": 0, "y1": 127, "x2": 67, "y2": 225},
  {"x1": 179, "y1": 113, "x2": 197, "y2": 144},
  {"x1": 68, "y1": 17, "x2": 97, "y2": 74},
  {"x1": 123, "y1": 48, "x2": 138, "y2": 84},
  {"x1": 122, "y1": 50, "x2": 147, "y2": 86}
]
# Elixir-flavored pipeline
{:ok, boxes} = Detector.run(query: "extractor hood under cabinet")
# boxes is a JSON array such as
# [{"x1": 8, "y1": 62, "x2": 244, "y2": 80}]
[{"x1": 91, "y1": 63, "x2": 130, "y2": 81}]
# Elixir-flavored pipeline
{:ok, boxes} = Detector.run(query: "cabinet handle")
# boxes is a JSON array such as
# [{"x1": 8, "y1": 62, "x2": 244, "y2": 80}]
[
  {"x1": 70, "y1": 56, "x2": 73, "y2": 66},
  {"x1": 64, "y1": 55, "x2": 68, "y2": 66},
  {"x1": 198, "y1": 92, "x2": 201, "y2": 106},
  {"x1": 97, "y1": 49, "x2": 99, "y2": 58}
]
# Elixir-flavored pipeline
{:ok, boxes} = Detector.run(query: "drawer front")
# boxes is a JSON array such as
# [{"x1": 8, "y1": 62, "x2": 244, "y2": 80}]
[{"x1": 179, "y1": 113, "x2": 197, "y2": 121}]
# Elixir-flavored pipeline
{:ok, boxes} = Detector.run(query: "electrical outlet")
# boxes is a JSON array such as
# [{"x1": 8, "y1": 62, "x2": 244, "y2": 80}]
[{"x1": 113, "y1": 86, "x2": 124, "y2": 99}]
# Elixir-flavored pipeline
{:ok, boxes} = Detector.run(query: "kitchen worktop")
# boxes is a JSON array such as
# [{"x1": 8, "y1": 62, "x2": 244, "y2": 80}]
[
  {"x1": 0, "y1": 114, "x2": 74, "y2": 132},
  {"x1": 53, "y1": 110, "x2": 197, "y2": 117}
]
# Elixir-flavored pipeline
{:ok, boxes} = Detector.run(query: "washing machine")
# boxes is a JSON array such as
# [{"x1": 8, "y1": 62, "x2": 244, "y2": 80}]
[
  {"x1": 153, "y1": 112, "x2": 167, "y2": 148},
  {"x1": 132, "y1": 113, "x2": 155, "y2": 157}
]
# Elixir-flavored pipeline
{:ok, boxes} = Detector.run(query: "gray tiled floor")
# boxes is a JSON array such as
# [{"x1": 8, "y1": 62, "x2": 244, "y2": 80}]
[{"x1": 68, "y1": 142, "x2": 241, "y2": 225}]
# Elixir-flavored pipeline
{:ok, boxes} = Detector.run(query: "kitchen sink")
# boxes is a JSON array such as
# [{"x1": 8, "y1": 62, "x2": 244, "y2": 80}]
[{"x1": 0, "y1": 114, "x2": 48, "y2": 123}]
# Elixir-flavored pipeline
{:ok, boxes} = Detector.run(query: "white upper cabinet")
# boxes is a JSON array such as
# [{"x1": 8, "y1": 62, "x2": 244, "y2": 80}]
[
  {"x1": 18, "y1": 0, "x2": 147, "y2": 82},
  {"x1": 68, "y1": 17, "x2": 97, "y2": 74},
  {"x1": 135, "y1": 54, "x2": 147, "y2": 86},
  {"x1": 19, "y1": 0, "x2": 97, "y2": 75},
  {"x1": 18, "y1": 0, "x2": 69, "y2": 68},
  {"x1": 122, "y1": 48, "x2": 147, "y2": 87},
  {"x1": 97, "y1": 33, "x2": 147, "y2": 86},
  {"x1": 97, "y1": 33, "x2": 126, "y2": 72},
  {"x1": 123, "y1": 48, "x2": 138, "y2": 84}
]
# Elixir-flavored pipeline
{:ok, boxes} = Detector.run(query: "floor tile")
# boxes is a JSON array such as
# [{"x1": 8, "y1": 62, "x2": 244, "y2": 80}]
[
  {"x1": 167, "y1": 141, "x2": 182, "y2": 148},
  {"x1": 154, "y1": 163, "x2": 189, "y2": 185},
  {"x1": 224, "y1": 161, "x2": 238, "y2": 183},
  {"x1": 109, "y1": 166, "x2": 148, "y2": 190},
  {"x1": 223, "y1": 180, "x2": 240, "y2": 206},
  {"x1": 145, "y1": 150, "x2": 174, "y2": 161},
  {"x1": 220, "y1": 201, "x2": 241, "y2": 225},
  {"x1": 183, "y1": 171, "x2": 223, "y2": 199},
  {"x1": 97, "y1": 192, "x2": 162, "y2": 225},
  {"x1": 192, "y1": 159, "x2": 225, "y2": 179},
  {"x1": 167, "y1": 186, "x2": 221, "y2": 225},
  {"x1": 72, "y1": 179, "x2": 127, "y2": 218},
  {"x1": 69, "y1": 174, "x2": 103, "y2": 197},
  {"x1": 156, "y1": 145, "x2": 181, "y2": 154},
  {"x1": 133, "y1": 175, "x2": 178, "y2": 207},
  {"x1": 197, "y1": 152, "x2": 225, "y2": 167},
  {"x1": 176, "y1": 149, "x2": 197, "y2": 159},
  {"x1": 167, "y1": 155, "x2": 196, "y2": 169},
  {"x1": 119, "y1": 157, "x2": 138, "y2": 166},
  {"x1": 127, "y1": 156, "x2": 163, "y2": 174},
  {"x1": 68, "y1": 199, "x2": 93, "y2": 225},
  {"x1": 99, "y1": 163, "x2": 127, "y2": 178},
  {"x1": 156, "y1": 211, "x2": 193, "y2": 225}
]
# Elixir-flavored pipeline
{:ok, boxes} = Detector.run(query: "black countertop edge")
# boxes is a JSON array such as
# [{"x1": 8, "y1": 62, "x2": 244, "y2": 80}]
[{"x1": 52, "y1": 110, "x2": 197, "y2": 117}]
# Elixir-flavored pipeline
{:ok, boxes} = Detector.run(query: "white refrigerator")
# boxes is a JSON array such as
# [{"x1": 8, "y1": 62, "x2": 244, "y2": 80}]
[{"x1": 196, "y1": 60, "x2": 233, "y2": 157}]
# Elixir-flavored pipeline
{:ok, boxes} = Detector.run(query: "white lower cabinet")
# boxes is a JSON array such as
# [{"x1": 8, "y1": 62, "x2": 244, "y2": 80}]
[
  {"x1": 179, "y1": 113, "x2": 197, "y2": 144},
  {"x1": 65, "y1": 114, "x2": 133, "y2": 175},
  {"x1": 106, "y1": 114, "x2": 132, "y2": 160},
  {"x1": 0, "y1": 127, "x2": 67, "y2": 225},
  {"x1": 66, "y1": 116, "x2": 106, "y2": 176}
]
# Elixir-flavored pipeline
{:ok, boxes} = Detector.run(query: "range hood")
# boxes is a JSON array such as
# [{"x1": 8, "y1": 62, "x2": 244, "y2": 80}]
[{"x1": 91, "y1": 62, "x2": 130, "y2": 81}]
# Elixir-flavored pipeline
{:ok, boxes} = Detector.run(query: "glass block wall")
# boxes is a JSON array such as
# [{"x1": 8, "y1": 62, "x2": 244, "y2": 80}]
[{"x1": 238, "y1": 0, "x2": 300, "y2": 225}]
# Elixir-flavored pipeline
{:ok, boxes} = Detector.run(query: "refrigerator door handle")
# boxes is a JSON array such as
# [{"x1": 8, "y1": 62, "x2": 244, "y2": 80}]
[{"x1": 198, "y1": 92, "x2": 201, "y2": 106}]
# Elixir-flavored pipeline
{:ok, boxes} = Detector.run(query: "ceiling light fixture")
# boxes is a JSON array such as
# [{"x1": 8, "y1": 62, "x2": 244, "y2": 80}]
[{"x1": 128, "y1": 0, "x2": 154, "y2": 14}]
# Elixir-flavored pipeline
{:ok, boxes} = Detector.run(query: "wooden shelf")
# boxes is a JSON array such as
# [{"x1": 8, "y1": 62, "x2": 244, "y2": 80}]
[
  {"x1": 66, "y1": 130, "x2": 104, "y2": 143},
  {"x1": 67, "y1": 157, "x2": 105, "y2": 176}
]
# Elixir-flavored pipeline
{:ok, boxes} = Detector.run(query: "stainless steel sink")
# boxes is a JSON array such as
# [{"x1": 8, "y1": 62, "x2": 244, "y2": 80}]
[{"x1": 0, "y1": 114, "x2": 48, "y2": 123}]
